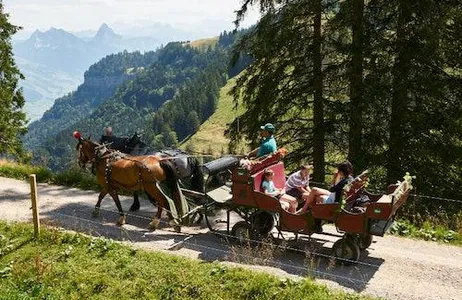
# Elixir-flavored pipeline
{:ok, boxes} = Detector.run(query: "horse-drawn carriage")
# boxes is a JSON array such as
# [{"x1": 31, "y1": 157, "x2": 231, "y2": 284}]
[
  {"x1": 74, "y1": 132, "x2": 412, "y2": 263},
  {"x1": 184, "y1": 151, "x2": 412, "y2": 263}
]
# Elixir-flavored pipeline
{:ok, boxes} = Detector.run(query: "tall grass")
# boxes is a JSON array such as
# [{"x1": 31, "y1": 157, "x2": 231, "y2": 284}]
[
  {"x1": 0, "y1": 221, "x2": 373, "y2": 300},
  {"x1": 0, "y1": 159, "x2": 98, "y2": 190},
  {"x1": 0, "y1": 159, "x2": 53, "y2": 182}
]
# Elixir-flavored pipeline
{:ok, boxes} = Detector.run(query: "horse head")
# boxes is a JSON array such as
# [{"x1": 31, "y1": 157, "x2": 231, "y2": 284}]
[
  {"x1": 126, "y1": 132, "x2": 150, "y2": 155},
  {"x1": 73, "y1": 131, "x2": 101, "y2": 168}
]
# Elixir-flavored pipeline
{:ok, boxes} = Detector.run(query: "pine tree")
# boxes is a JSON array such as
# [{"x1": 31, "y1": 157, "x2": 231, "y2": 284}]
[
  {"x1": 0, "y1": 1, "x2": 27, "y2": 157},
  {"x1": 230, "y1": 0, "x2": 329, "y2": 179}
]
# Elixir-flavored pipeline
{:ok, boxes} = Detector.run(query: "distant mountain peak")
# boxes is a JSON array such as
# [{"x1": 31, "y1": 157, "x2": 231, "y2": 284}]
[
  {"x1": 99, "y1": 23, "x2": 110, "y2": 31},
  {"x1": 92, "y1": 23, "x2": 122, "y2": 43}
]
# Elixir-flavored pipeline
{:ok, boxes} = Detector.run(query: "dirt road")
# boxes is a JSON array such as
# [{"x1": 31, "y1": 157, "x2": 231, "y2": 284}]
[{"x1": 0, "y1": 176, "x2": 461, "y2": 300}]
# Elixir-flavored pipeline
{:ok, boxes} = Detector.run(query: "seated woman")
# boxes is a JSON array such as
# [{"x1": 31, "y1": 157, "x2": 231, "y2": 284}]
[
  {"x1": 296, "y1": 161, "x2": 354, "y2": 214},
  {"x1": 262, "y1": 169, "x2": 297, "y2": 213},
  {"x1": 285, "y1": 164, "x2": 312, "y2": 208}
]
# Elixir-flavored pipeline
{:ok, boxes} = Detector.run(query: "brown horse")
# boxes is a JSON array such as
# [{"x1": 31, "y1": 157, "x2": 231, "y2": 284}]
[{"x1": 74, "y1": 131, "x2": 184, "y2": 231}]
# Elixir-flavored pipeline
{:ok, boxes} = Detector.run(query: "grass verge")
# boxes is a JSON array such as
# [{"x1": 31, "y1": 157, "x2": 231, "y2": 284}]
[
  {"x1": 390, "y1": 219, "x2": 462, "y2": 246},
  {"x1": 0, "y1": 221, "x2": 372, "y2": 300}
]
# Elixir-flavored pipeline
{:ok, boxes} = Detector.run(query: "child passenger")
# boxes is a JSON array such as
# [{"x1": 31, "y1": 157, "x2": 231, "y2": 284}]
[{"x1": 262, "y1": 169, "x2": 297, "y2": 213}]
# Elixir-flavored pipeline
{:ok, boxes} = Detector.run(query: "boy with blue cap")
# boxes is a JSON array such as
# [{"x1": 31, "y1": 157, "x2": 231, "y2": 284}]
[{"x1": 248, "y1": 123, "x2": 277, "y2": 158}]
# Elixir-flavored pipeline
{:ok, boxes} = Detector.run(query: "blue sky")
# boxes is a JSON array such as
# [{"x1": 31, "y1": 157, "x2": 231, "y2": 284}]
[{"x1": 4, "y1": 0, "x2": 260, "y2": 38}]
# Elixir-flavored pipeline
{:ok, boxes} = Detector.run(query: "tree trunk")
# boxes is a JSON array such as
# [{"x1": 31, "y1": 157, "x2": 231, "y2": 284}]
[
  {"x1": 348, "y1": 0, "x2": 365, "y2": 172},
  {"x1": 388, "y1": 0, "x2": 412, "y2": 183},
  {"x1": 312, "y1": 0, "x2": 325, "y2": 183}
]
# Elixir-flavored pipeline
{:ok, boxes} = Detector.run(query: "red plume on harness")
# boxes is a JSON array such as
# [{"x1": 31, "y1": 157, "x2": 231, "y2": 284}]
[{"x1": 73, "y1": 131, "x2": 83, "y2": 140}]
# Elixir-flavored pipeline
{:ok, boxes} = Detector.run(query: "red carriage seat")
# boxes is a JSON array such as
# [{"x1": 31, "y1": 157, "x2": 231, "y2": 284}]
[
  {"x1": 252, "y1": 162, "x2": 286, "y2": 192},
  {"x1": 245, "y1": 162, "x2": 286, "y2": 212}
]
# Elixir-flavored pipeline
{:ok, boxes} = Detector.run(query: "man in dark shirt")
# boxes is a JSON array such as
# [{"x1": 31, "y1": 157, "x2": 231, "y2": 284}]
[{"x1": 99, "y1": 126, "x2": 113, "y2": 144}]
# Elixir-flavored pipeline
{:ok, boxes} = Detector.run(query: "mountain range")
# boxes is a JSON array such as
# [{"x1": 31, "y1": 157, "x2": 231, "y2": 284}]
[{"x1": 13, "y1": 24, "x2": 175, "y2": 121}]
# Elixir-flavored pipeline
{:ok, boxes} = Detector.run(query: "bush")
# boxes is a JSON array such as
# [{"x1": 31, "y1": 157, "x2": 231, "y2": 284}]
[
  {"x1": 52, "y1": 167, "x2": 99, "y2": 190},
  {"x1": 0, "y1": 160, "x2": 53, "y2": 182}
]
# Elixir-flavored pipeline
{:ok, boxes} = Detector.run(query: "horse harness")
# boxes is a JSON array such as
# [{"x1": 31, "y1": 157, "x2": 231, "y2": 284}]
[{"x1": 92, "y1": 146, "x2": 158, "y2": 191}]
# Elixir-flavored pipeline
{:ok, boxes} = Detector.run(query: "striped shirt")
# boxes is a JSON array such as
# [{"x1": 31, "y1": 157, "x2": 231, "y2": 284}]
[{"x1": 285, "y1": 170, "x2": 310, "y2": 191}]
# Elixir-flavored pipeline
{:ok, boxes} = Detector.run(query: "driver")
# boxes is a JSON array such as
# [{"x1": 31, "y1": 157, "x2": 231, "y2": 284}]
[
  {"x1": 247, "y1": 123, "x2": 277, "y2": 158},
  {"x1": 99, "y1": 126, "x2": 113, "y2": 144}
]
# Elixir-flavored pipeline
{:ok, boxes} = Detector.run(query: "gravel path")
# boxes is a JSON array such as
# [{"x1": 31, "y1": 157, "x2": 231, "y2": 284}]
[{"x1": 0, "y1": 176, "x2": 461, "y2": 300}]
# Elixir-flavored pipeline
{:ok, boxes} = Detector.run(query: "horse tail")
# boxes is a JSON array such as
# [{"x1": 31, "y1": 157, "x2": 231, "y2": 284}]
[
  {"x1": 159, "y1": 160, "x2": 183, "y2": 218},
  {"x1": 189, "y1": 157, "x2": 205, "y2": 193}
]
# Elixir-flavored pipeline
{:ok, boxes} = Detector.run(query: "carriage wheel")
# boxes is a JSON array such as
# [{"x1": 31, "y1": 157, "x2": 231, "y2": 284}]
[
  {"x1": 231, "y1": 221, "x2": 252, "y2": 244},
  {"x1": 250, "y1": 211, "x2": 275, "y2": 238},
  {"x1": 332, "y1": 238, "x2": 360, "y2": 265},
  {"x1": 189, "y1": 212, "x2": 204, "y2": 226},
  {"x1": 359, "y1": 234, "x2": 373, "y2": 250}
]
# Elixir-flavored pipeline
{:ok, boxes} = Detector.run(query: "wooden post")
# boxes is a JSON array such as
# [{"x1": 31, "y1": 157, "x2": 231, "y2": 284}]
[{"x1": 30, "y1": 174, "x2": 40, "y2": 238}]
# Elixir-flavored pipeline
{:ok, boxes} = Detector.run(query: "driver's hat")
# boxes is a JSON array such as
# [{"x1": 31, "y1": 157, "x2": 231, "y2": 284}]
[{"x1": 260, "y1": 123, "x2": 275, "y2": 133}]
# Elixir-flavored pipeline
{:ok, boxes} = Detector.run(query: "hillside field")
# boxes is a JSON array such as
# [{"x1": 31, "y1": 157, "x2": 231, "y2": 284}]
[{"x1": 181, "y1": 77, "x2": 248, "y2": 156}]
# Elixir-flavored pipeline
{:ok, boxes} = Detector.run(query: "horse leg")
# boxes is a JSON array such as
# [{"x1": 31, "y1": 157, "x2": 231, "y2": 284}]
[
  {"x1": 148, "y1": 206, "x2": 162, "y2": 231},
  {"x1": 108, "y1": 190, "x2": 126, "y2": 226},
  {"x1": 129, "y1": 191, "x2": 141, "y2": 212},
  {"x1": 92, "y1": 191, "x2": 107, "y2": 217},
  {"x1": 144, "y1": 186, "x2": 169, "y2": 231}
]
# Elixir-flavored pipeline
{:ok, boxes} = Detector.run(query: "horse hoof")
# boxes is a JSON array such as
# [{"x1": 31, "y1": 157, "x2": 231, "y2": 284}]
[
  {"x1": 168, "y1": 220, "x2": 181, "y2": 233},
  {"x1": 116, "y1": 215, "x2": 126, "y2": 226},
  {"x1": 129, "y1": 205, "x2": 140, "y2": 212},
  {"x1": 148, "y1": 218, "x2": 160, "y2": 231},
  {"x1": 92, "y1": 208, "x2": 100, "y2": 218}
]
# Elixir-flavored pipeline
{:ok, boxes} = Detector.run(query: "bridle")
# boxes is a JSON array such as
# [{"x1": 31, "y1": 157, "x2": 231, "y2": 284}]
[{"x1": 76, "y1": 138, "x2": 109, "y2": 169}]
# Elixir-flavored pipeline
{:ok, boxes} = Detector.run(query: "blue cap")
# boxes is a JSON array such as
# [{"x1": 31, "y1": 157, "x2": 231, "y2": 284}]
[{"x1": 260, "y1": 123, "x2": 275, "y2": 133}]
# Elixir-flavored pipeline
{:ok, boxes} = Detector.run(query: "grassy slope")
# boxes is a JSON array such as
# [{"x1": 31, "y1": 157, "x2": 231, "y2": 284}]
[
  {"x1": 0, "y1": 221, "x2": 371, "y2": 300},
  {"x1": 189, "y1": 37, "x2": 219, "y2": 50},
  {"x1": 181, "y1": 77, "x2": 247, "y2": 156}
]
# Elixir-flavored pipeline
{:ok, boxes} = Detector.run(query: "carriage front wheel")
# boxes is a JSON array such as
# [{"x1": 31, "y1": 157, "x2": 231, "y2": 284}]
[
  {"x1": 359, "y1": 234, "x2": 373, "y2": 250},
  {"x1": 332, "y1": 238, "x2": 360, "y2": 265},
  {"x1": 231, "y1": 221, "x2": 252, "y2": 244}
]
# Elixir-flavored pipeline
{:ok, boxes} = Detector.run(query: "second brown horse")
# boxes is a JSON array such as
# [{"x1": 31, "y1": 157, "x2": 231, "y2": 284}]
[{"x1": 74, "y1": 132, "x2": 184, "y2": 231}]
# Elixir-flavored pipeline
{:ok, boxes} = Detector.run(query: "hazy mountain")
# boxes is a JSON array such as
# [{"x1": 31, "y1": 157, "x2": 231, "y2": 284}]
[
  {"x1": 13, "y1": 24, "x2": 165, "y2": 121},
  {"x1": 14, "y1": 27, "x2": 89, "y2": 74},
  {"x1": 17, "y1": 57, "x2": 81, "y2": 122}
]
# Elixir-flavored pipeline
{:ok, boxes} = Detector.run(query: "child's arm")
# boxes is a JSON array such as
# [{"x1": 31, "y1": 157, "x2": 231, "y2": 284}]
[{"x1": 263, "y1": 188, "x2": 278, "y2": 197}]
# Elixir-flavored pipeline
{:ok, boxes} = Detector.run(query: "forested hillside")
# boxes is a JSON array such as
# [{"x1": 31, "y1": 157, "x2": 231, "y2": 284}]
[{"x1": 30, "y1": 31, "x2": 249, "y2": 170}]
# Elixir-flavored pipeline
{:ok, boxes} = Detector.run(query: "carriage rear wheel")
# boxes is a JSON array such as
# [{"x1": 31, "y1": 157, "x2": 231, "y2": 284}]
[
  {"x1": 231, "y1": 221, "x2": 252, "y2": 244},
  {"x1": 250, "y1": 211, "x2": 275, "y2": 238},
  {"x1": 359, "y1": 234, "x2": 373, "y2": 250},
  {"x1": 332, "y1": 238, "x2": 360, "y2": 265}
]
